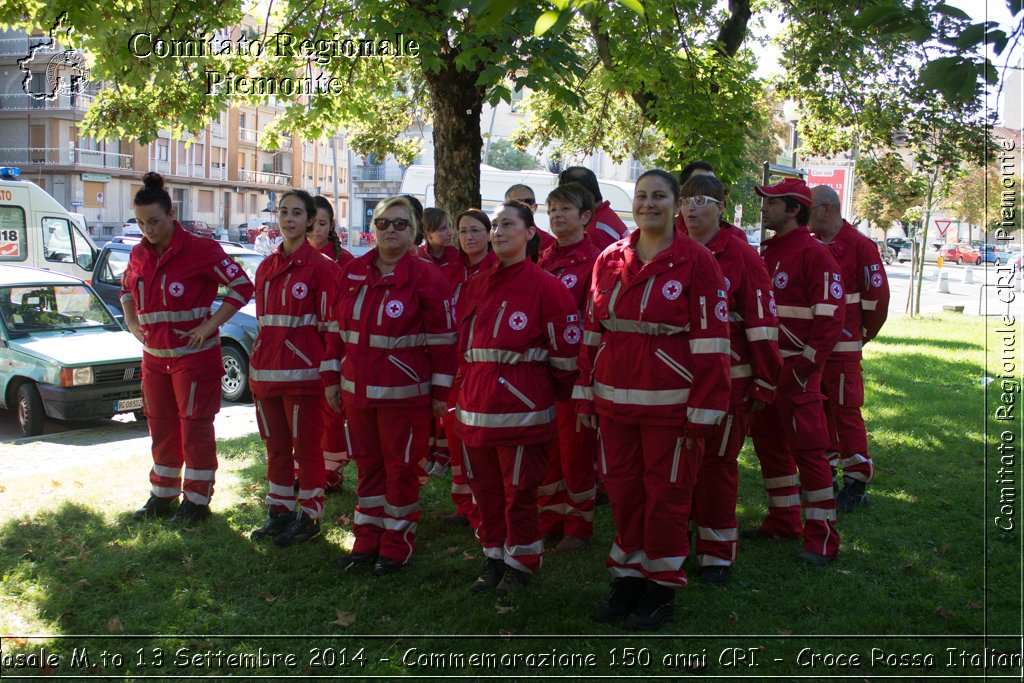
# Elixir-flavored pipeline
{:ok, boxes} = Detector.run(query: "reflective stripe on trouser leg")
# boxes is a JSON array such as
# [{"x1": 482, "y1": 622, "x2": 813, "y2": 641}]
[
  {"x1": 693, "y1": 407, "x2": 749, "y2": 567},
  {"x1": 750, "y1": 401, "x2": 803, "y2": 538},
  {"x1": 600, "y1": 417, "x2": 694, "y2": 587},
  {"x1": 320, "y1": 394, "x2": 349, "y2": 463},
  {"x1": 344, "y1": 403, "x2": 386, "y2": 556},
  {"x1": 822, "y1": 362, "x2": 872, "y2": 482},
  {"x1": 557, "y1": 401, "x2": 596, "y2": 538},
  {"x1": 172, "y1": 368, "x2": 220, "y2": 506},
  {"x1": 287, "y1": 393, "x2": 326, "y2": 519},
  {"x1": 430, "y1": 417, "x2": 451, "y2": 466},
  {"x1": 444, "y1": 411, "x2": 480, "y2": 526},
  {"x1": 143, "y1": 369, "x2": 184, "y2": 499},
  {"x1": 259, "y1": 395, "x2": 298, "y2": 513}
]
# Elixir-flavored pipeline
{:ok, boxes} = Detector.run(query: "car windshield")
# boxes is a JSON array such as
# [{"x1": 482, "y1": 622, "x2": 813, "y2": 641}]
[
  {"x1": 216, "y1": 254, "x2": 262, "y2": 300},
  {"x1": 0, "y1": 284, "x2": 116, "y2": 334}
]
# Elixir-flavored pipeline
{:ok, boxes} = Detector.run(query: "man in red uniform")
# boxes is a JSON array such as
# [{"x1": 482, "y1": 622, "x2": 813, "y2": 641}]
[
  {"x1": 748, "y1": 178, "x2": 844, "y2": 566},
  {"x1": 558, "y1": 167, "x2": 628, "y2": 251},
  {"x1": 536, "y1": 183, "x2": 601, "y2": 551},
  {"x1": 808, "y1": 185, "x2": 890, "y2": 511}
]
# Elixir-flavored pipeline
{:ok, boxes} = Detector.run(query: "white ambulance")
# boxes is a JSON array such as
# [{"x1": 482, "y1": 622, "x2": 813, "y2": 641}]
[{"x1": 0, "y1": 167, "x2": 99, "y2": 281}]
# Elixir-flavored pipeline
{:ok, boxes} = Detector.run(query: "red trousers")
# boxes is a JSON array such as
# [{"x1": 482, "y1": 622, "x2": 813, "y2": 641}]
[
  {"x1": 692, "y1": 406, "x2": 751, "y2": 568},
  {"x1": 143, "y1": 364, "x2": 220, "y2": 505},
  {"x1": 600, "y1": 417, "x2": 702, "y2": 587},
  {"x1": 429, "y1": 417, "x2": 451, "y2": 467},
  {"x1": 345, "y1": 400, "x2": 431, "y2": 564},
  {"x1": 464, "y1": 443, "x2": 548, "y2": 574},
  {"x1": 257, "y1": 393, "x2": 325, "y2": 519},
  {"x1": 443, "y1": 411, "x2": 480, "y2": 527},
  {"x1": 822, "y1": 361, "x2": 874, "y2": 483},
  {"x1": 537, "y1": 401, "x2": 597, "y2": 539},
  {"x1": 321, "y1": 396, "x2": 350, "y2": 489},
  {"x1": 750, "y1": 366, "x2": 840, "y2": 557}
]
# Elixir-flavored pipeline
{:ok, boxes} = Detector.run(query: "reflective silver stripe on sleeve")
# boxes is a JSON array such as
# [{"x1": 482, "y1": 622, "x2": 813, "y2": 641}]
[
  {"x1": 583, "y1": 330, "x2": 603, "y2": 346},
  {"x1": 594, "y1": 381, "x2": 690, "y2": 406},
  {"x1": 464, "y1": 348, "x2": 550, "y2": 364},
  {"x1": 144, "y1": 338, "x2": 218, "y2": 357},
  {"x1": 812, "y1": 303, "x2": 838, "y2": 317},
  {"x1": 572, "y1": 385, "x2": 594, "y2": 401},
  {"x1": 861, "y1": 299, "x2": 879, "y2": 311},
  {"x1": 754, "y1": 378, "x2": 776, "y2": 391},
  {"x1": 745, "y1": 326, "x2": 778, "y2": 342},
  {"x1": 689, "y1": 338, "x2": 730, "y2": 355},
  {"x1": 601, "y1": 318, "x2": 688, "y2": 335},
  {"x1": 120, "y1": 293, "x2": 134, "y2": 305},
  {"x1": 687, "y1": 407, "x2": 726, "y2": 426},
  {"x1": 596, "y1": 222, "x2": 620, "y2": 241},
  {"x1": 258, "y1": 314, "x2": 318, "y2": 328},
  {"x1": 431, "y1": 373, "x2": 454, "y2": 388},
  {"x1": 320, "y1": 359, "x2": 341, "y2": 372},
  {"x1": 833, "y1": 341, "x2": 863, "y2": 353},
  {"x1": 775, "y1": 305, "x2": 813, "y2": 320},
  {"x1": 137, "y1": 306, "x2": 211, "y2": 325},
  {"x1": 845, "y1": 292, "x2": 861, "y2": 304},
  {"x1": 549, "y1": 356, "x2": 578, "y2": 372},
  {"x1": 455, "y1": 406, "x2": 556, "y2": 429},
  {"x1": 730, "y1": 364, "x2": 752, "y2": 379},
  {"x1": 426, "y1": 332, "x2": 458, "y2": 346}
]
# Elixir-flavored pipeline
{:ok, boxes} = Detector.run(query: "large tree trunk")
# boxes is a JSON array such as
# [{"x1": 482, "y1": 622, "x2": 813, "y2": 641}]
[{"x1": 424, "y1": 58, "x2": 486, "y2": 219}]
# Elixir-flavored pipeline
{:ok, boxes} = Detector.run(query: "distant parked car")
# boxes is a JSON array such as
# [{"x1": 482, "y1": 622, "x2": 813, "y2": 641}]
[
  {"x1": 873, "y1": 239, "x2": 895, "y2": 265},
  {"x1": 979, "y1": 243, "x2": 1011, "y2": 264},
  {"x1": 886, "y1": 237, "x2": 912, "y2": 263},
  {"x1": 939, "y1": 243, "x2": 981, "y2": 265},
  {"x1": 91, "y1": 238, "x2": 262, "y2": 402},
  {"x1": 122, "y1": 218, "x2": 142, "y2": 236},
  {"x1": 0, "y1": 264, "x2": 143, "y2": 436},
  {"x1": 179, "y1": 220, "x2": 216, "y2": 239}
]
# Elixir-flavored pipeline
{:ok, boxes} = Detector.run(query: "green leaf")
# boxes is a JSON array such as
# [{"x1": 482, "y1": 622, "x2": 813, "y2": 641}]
[
  {"x1": 954, "y1": 23, "x2": 988, "y2": 48},
  {"x1": 619, "y1": 0, "x2": 645, "y2": 15},
  {"x1": 534, "y1": 10, "x2": 560, "y2": 36},
  {"x1": 987, "y1": 29, "x2": 1009, "y2": 54},
  {"x1": 934, "y1": 2, "x2": 971, "y2": 20},
  {"x1": 1007, "y1": 0, "x2": 1023, "y2": 17}
]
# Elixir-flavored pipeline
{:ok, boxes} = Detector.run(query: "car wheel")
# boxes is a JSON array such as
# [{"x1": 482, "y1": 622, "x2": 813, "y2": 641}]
[
  {"x1": 16, "y1": 382, "x2": 45, "y2": 437},
  {"x1": 956, "y1": 256, "x2": 963, "y2": 265},
  {"x1": 221, "y1": 343, "x2": 252, "y2": 403},
  {"x1": 133, "y1": 409, "x2": 147, "y2": 423}
]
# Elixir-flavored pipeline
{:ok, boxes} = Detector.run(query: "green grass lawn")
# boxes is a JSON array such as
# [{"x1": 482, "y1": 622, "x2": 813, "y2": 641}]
[{"x1": 0, "y1": 313, "x2": 1020, "y2": 679}]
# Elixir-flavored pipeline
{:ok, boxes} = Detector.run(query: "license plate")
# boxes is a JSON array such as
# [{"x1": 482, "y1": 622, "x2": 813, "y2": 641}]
[{"x1": 115, "y1": 397, "x2": 143, "y2": 412}]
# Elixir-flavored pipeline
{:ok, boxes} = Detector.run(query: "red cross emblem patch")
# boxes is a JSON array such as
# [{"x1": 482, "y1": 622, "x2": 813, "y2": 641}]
[
  {"x1": 292, "y1": 282, "x2": 309, "y2": 299},
  {"x1": 509, "y1": 311, "x2": 528, "y2": 331},
  {"x1": 662, "y1": 279, "x2": 682, "y2": 300},
  {"x1": 169, "y1": 281, "x2": 185, "y2": 297},
  {"x1": 386, "y1": 301, "x2": 405, "y2": 318}
]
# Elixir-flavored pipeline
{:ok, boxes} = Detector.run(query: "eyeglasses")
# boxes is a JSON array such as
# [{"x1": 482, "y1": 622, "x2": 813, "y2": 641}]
[
  {"x1": 374, "y1": 218, "x2": 411, "y2": 232},
  {"x1": 682, "y1": 195, "x2": 723, "y2": 208}
]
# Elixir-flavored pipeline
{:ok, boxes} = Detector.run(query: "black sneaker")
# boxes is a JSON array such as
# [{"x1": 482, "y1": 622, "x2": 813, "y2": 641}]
[
  {"x1": 275, "y1": 514, "x2": 321, "y2": 547},
  {"x1": 372, "y1": 556, "x2": 405, "y2": 576},
  {"x1": 470, "y1": 558, "x2": 507, "y2": 593},
  {"x1": 133, "y1": 495, "x2": 177, "y2": 520},
  {"x1": 593, "y1": 577, "x2": 647, "y2": 623},
  {"x1": 493, "y1": 567, "x2": 530, "y2": 597},
  {"x1": 796, "y1": 550, "x2": 831, "y2": 567},
  {"x1": 698, "y1": 566, "x2": 731, "y2": 585},
  {"x1": 251, "y1": 510, "x2": 292, "y2": 541},
  {"x1": 166, "y1": 500, "x2": 210, "y2": 527},
  {"x1": 625, "y1": 582, "x2": 675, "y2": 631},
  {"x1": 338, "y1": 552, "x2": 376, "y2": 571},
  {"x1": 836, "y1": 478, "x2": 868, "y2": 512}
]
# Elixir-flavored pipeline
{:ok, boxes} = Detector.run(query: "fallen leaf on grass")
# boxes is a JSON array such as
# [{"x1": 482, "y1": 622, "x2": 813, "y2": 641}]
[
  {"x1": 935, "y1": 606, "x2": 955, "y2": 619},
  {"x1": 256, "y1": 591, "x2": 277, "y2": 603},
  {"x1": 75, "y1": 579, "x2": 90, "y2": 587},
  {"x1": 462, "y1": 551, "x2": 476, "y2": 561},
  {"x1": 728, "y1": 612, "x2": 739, "y2": 625},
  {"x1": 328, "y1": 610, "x2": 356, "y2": 628},
  {"x1": 334, "y1": 514, "x2": 352, "y2": 527},
  {"x1": 836, "y1": 569, "x2": 851, "y2": 575},
  {"x1": 248, "y1": 483, "x2": 263, "y2": 492},
  {"x1": 967, "y1": 601, "x2": 982, "y2": 611},
  {"x1": 107, "y1": 618, "x2": 124, "y2": 633},
  {"x1": 51, "y1": 480, "x2": 62, "y2": 487},
  {"x1": 800, "y1": 603, "x2": 817, "y2": 614},
  {"x1": 445, "y1": 546, "x2": 460, "y2": 555},
  {"x1": 495, "y1": 605, "x2": 515, "y2": 615}
]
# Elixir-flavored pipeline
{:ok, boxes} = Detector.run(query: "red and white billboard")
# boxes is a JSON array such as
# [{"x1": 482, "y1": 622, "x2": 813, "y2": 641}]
[{"x1": 805, "y1": 166, "x2": 851, "y2": 218}]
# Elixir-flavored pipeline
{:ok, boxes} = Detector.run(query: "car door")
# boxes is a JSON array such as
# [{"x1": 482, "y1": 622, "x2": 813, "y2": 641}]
[{"x1": 92, "y1": 247, "x2": 131, "y2": 316}]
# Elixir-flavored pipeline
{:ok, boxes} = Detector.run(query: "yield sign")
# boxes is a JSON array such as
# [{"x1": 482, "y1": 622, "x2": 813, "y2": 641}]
[{"x1": 935, "y1": 219, "x2": 952, "y2": 238}]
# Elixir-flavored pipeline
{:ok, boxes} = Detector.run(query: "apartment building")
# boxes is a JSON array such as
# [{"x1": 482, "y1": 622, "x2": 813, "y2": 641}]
[{"x1": 0, "y1": 28, "x2": 349, "y2": 237}]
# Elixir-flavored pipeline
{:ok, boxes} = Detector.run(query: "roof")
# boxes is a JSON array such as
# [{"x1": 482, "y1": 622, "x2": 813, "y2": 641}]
[{"x1": 0, "y1": 264, "x2": 86, "y2": 287}]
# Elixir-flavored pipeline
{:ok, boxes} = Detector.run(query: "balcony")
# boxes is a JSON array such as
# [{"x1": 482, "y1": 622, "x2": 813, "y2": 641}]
[
  {"x1": 0, "y1": 92, "x2": 94, "y2": 111},
  {"x1": 239, "y1": 169, "x2": 291, "y2": 186},
  {"x1": 0, "y1": 146, "x2": 132, "y2": 169},
  {"x1": 239, "y1": 127, "x2": 258, "y2": 145},
  {"x1": 259, "y1": 135, "x2": 292, "y2": 151},
  {"x1": 150, "y1": 160, "x2": 171, "y2": 175},
  {"x1": 0, "y1": 35, "x2": 61, "y2": 57},
  {"x1": 354, "y1": 164, "x2": 403, "y2": 181},
  {"x1": 210, "y1": 166, "x2": 227, "y2": 180}
]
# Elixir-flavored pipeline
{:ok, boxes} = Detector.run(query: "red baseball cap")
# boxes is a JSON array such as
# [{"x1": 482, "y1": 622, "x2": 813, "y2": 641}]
[{"x1": 754, "y1": 178, "x2": 813, "y2": 207}]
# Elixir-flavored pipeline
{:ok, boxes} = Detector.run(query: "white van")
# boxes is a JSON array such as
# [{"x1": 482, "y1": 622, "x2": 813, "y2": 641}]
[
  {"x1": 0, "y1": 168, "x2": 98, "y2": 281},
  {"x1": 400, "y1": 164, "x2": 636, "y2": 231}
]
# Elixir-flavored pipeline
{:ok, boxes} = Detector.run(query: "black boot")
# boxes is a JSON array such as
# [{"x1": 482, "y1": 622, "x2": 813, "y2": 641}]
[
  {"x1": 624, "y1": 582, "x2": 675, "y2": 631},
  {"x1": 593, "y1": 577, "x2": 647, "y2": 623}
]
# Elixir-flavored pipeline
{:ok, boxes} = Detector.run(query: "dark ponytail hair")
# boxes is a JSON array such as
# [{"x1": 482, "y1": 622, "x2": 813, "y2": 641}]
[
  {"x1": 313, "y1": 195, "x2": 343, "y2": 260},
  {"x1": 499, "y1": 200, "x2": 541, "y2": 263},
  {"x1": 279, "y1": 189, "x2": 316, "y2": 232},
  {"x1": 134, "y1": 172, "x2": 172, "y2": 214}
]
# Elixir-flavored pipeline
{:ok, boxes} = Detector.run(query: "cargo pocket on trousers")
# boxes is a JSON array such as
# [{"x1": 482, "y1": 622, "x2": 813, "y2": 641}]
[{"x1": 789, "y1": 392, "x2": 829, "y2": 450}]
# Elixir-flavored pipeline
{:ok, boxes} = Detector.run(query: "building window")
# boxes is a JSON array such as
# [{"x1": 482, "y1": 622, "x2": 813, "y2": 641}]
[
  {"x1": 510, "y1": 86, "x2": 525, "y2": 113},
  {"x1": 628, "y1": 159, "x2": 646, "y2": 181},
  {"x1": 198, "y1": 190, "x2": 214, "y2": 213},
  {"x1": 172, "y1": 188, "x2": 185, "y2": 219}
]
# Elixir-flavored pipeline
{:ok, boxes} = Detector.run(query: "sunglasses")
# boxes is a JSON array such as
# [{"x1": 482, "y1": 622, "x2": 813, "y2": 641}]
[
  {"x1": 374, "y1": 218, "x2": 411, "y2": 232},
  {"x1": 682, "y1": 195, "x2": 723, "y2": 208}
]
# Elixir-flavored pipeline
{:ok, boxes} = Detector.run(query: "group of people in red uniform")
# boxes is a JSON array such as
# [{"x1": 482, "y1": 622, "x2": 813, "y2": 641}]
[{"x1": 122, "y1": 162, "x2": 887, "y2": 631}]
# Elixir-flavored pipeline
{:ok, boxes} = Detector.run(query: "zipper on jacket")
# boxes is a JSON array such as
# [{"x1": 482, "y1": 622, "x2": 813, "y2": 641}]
[
  {"x1": 498, "y1": 377, "x2": 536, "y2": 409},
  {"x1": 511, "y1": 445, "x2": 524, "y2": 486},
  {"x1": 756, "y1": 289, "x2": 764, "y2": 319},
  {"x1": 669, "y1": 437, "x2": 683, "y2": 483},
  {"x1": 352, "y1": 285, "x2": 368, "y2": 321},
  {"x1": 377, "y1": 289, "x2": 391, "y2": 326},
  {"x1": 492, "y1": 301, "x2": 507, "y2": 338},
  {"x1": 655, "y1": 348, "x2": 694, "y2": 382},
  {"x1": 160, "y1": 275, "x2": 168, "y2": 306},
  {"x1": 285, "y1": 339, "x2": 313, "y2": 367},
  {"x1": 388, "y1": 354, "x2": 421, "y2": 382},
  {"x1": 699, "y1": 295, "x2": 707, "y2": 330},
  {"x1": 138, "y1": 282, "x2": 145, "y2": 310},
  {"x1": 444, "y1": 298, "x2": 452, "y2": 330},
  {"x1": 607, "y1": 282, "x2": 622, "y2": 321},
  {"x1": 282, "y1": 273, "x2": 292, "y2": 307},
  {"x1": 639, "y1": 278, "x2": 655, "y2": 319}
]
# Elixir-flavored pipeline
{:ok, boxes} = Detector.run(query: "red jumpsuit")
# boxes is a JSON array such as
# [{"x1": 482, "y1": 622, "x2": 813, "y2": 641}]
[
  {"x1": 443, "y1": 249, "x2": 499, "y2": 526},
  {"x1": 536, "y1": 237, "x2": 600, "y2": 540},
  {"x1": 324, "y1": 251, "x2": 457, "y2": 564},
  {"x1": 120, "y1": 223, "x2": 254, "y2": 506},
  {"x1": 251, "y1": 241, "x2": 339, "y2": 520},
  {"x1": 454, "y1": 259, "x2": 580, "y2": 574},
  {"x1": 816, "y1": 222, "x2": 889, "y2": 483},
  {"x1": 573, "y1": 229, "x2": 731, "y2": 586},
  {"x1": 587, "y1": 200, "x2": 629, "y2": 252},
  {"x1": 751, "y1": 226, "x2": 845, "y2": 557},
  {"x1": 317, "y1": 243, "x2": 355, "y2": 490},
  {"x1": 691, "y1": 225, "x2": 781, "y2": 569}
]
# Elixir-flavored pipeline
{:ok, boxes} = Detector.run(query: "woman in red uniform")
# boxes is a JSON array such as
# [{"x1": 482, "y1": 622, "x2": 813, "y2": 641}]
[
  {"x1": 680, "y1": 174, "x2": 780, "y2": 585},
  {"x1": 248, "y1": 190, "x2": 339, "y2": 546},
  {"x1": 454, "y1": 209, "x2": 498, "y2": 292},
  {"x1": 308, "y1": 196, "x2": 354, "y2": 493},
  {"x1": 123, "y1": 172, "x2": 253, "y2": 526},
  {"x1": 574, "y1": 169, "x2": 731, "y2": 630},
  {"x1": 455, "y1": 201, "x2": 581, "y2": 597},
  {"x1": 535, "y1": 183, "x2": 600, "y2": 551},
  {"x1": 324, "y1": 196, "x2": 457, "y2": 575}
]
